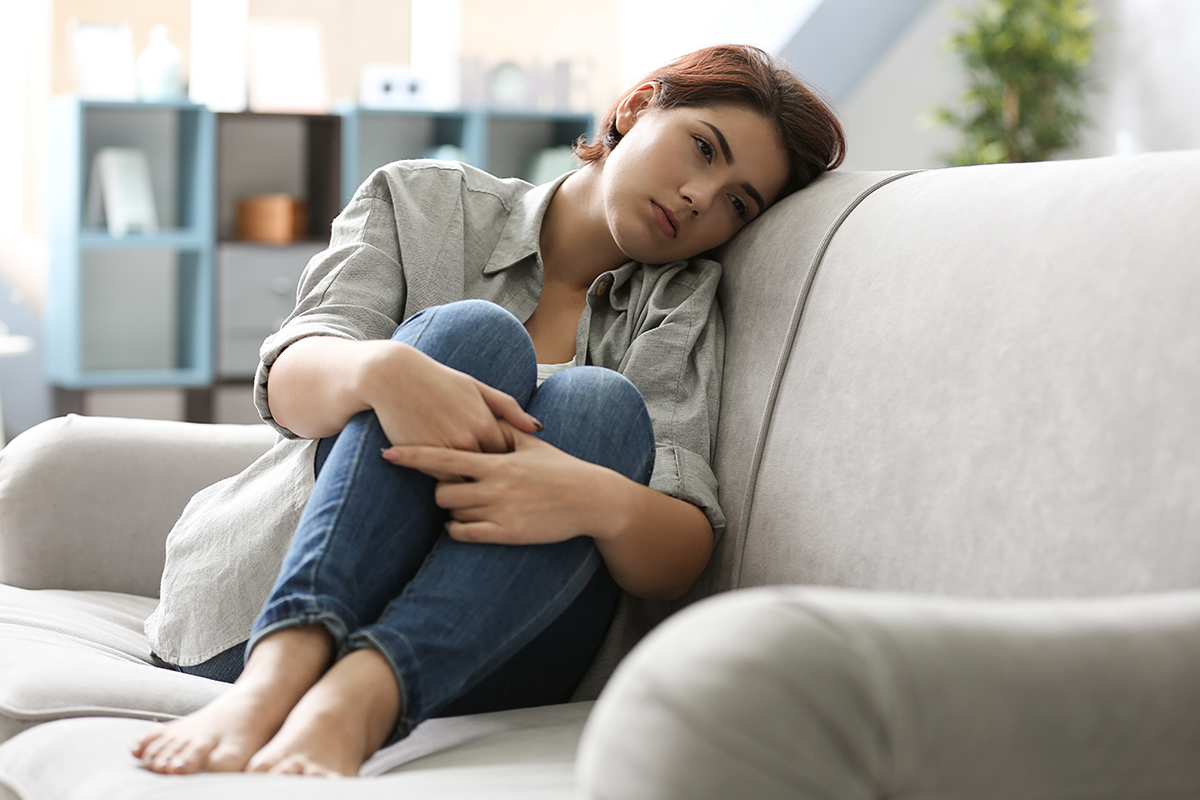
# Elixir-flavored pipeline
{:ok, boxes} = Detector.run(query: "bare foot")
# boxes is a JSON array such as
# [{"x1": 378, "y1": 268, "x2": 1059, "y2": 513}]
[
  {"x1": 246, "y1": 648, "x2": 401, "y2": 777},
  {"x1": 132, "y1": 626, "x2": 334, "y2": 774}
]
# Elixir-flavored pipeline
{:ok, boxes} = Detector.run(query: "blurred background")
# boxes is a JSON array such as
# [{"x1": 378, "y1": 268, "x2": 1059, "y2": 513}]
[{"x1": 1, "y1": 0, "x2": 1197, "y2": 442}]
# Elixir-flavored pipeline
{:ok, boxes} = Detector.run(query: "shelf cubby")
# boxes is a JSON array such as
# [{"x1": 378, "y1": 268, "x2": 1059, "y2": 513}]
[
  {"x1": 46, "y1": 99, "x2": 591, "y2": 418},
  {"x1": 45, "y1": 98, "x2": 215, "y2": 390}
]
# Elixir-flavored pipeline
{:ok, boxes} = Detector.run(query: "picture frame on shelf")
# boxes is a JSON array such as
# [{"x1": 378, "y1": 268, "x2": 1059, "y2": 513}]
[{"x1": 85, "y1": 148, "x2": 159, "y2": 237}]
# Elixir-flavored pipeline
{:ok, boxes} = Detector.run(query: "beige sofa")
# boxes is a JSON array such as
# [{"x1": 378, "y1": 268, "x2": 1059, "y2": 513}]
[{"x1": 2, "y1": 150, "x2": 1198, "y2": 799}]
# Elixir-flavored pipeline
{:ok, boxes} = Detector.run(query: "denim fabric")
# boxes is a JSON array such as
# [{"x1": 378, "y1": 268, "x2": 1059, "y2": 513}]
[{"x1": 221, "y1": 300, "x2": 653, "y2": 739}]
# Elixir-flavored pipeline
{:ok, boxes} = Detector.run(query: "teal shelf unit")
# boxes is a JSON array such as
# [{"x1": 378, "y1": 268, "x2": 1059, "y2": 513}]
[
  {"x1": 44, "y1": 100, "x2": 589, "y2": 415},
  {"x1": 339, "y1": 107, "x2": 592, "y2": 205},
  {"x1": 45, "y1": 97, "x2": 216, "y2": 390}
]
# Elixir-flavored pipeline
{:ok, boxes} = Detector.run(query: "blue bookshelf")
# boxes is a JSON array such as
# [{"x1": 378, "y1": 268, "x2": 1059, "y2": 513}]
[
  {"x1": 46, "y1": 99, "x2": 590, "y2": 414},
  {"x1": 339, "y1": 107, "x2": 591, "y2": 204},
  {"x1": 45, "y1": 97, "x2": 215, "y2": 390}
]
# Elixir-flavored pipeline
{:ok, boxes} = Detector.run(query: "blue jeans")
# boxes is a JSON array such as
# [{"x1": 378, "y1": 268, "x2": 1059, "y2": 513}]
[{"x1": 183, "y1": 300, "x2": 655, "y2": 740}]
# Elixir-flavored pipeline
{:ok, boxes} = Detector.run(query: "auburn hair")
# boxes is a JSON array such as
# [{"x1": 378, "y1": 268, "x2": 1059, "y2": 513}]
[{"x1": 574, "y1": 44, "x2": 846, "y2": 197}]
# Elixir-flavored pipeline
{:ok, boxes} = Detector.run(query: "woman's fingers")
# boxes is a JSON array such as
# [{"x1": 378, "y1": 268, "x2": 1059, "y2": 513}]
[
  {"x1": 383, "y1": 444, "x2": 486, "y2": 481},
  {"x1": 369, "y1": 349, "x2": 525, "y2": 454},
  {"x1": 476, "y1": 381, "x2": 543, "y2": 434},
  {"x1": 383, "y1": 432, "x2": 591, "y2": 546},
  {"x1": 444, "y1": 519, "x2": 506, "y2": 543}
]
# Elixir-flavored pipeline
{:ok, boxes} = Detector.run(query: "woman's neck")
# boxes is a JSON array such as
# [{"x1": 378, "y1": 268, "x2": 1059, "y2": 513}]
[{"x1": 539, "y1": 163, "x2": 627, "y2": 288}]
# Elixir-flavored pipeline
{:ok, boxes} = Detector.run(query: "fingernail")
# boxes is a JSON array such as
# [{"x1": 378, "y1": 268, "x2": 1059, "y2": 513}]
[
  {"x1": 381, "y1": 447, "x2": 399, "y2": 462},
  {"x1": 527, "y1": 414, "x2": 544, "y2": 432}
]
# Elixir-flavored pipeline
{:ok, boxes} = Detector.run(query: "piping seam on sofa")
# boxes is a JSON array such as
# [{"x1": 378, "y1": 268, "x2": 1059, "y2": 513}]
[{"x1": 730, "y1": 171, "x2": 923, "y2": 590}]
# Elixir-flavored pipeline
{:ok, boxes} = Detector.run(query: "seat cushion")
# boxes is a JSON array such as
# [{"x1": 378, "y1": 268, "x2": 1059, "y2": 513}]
[
  {"x1": 0, "y1": 583, "x2": 589, "y2": 799},
  {"x1": 0, "y1": 703, "x2": 589, "y2": 800},
  {"x1": 0, "y1": 585, "x2": 225, "y2": 745}
]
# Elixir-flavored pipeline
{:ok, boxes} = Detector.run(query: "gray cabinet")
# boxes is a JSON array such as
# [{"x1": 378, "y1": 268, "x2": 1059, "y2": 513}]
[{"x1": 216, "y1": 243, "x2": 322, "y2": 379}]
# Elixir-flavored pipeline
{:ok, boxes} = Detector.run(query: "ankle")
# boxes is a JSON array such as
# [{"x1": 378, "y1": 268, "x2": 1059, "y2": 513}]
[
  {"x1": 324, "y1": 649, "x2": 402, "y2": 750},
  {"x1": 240, "y1": 625, "x2": 336, "y2": 694}
]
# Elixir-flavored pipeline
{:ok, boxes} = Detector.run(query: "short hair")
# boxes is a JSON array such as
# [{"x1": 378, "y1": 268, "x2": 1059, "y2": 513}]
[{"x1": 574, "y1": 44, "x2": 846, "y2": 198}]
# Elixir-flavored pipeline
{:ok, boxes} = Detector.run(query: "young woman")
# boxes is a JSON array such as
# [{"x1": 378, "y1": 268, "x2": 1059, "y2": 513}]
[{"x1": 133, "y1": 43, "x2": 845, "y2": 778}]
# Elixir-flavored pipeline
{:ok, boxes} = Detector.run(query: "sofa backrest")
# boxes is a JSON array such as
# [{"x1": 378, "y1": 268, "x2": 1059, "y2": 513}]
[{"x1": 707, "y1": 151, "x2": 1200, "y2": 601}]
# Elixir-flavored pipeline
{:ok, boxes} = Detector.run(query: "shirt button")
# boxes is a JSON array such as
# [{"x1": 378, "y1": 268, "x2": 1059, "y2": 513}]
[{"x1": 595, "y1": 278, "x2": 609, "y2": 296}]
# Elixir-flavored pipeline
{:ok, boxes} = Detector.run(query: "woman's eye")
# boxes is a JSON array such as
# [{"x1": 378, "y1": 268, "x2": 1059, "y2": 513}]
[
  {"x1": 729, "y1": 194, "x2": 748, "y2": 218},
  {"x1": 693, "y1": 136, "x2": 714, "y2": 163}
]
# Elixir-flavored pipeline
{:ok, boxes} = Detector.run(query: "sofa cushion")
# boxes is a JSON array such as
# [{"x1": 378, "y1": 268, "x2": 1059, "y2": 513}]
[
  {"x1": 0, "y1": 582, "x2": 589, "y2": 799},
  {"x1": 0, "y1": 416, "x2": 276, "y2": 596},
  {"x1": 0, "y1": 703, "x2": 589, "y2": 800},
  {"x1": 727, "y1": 151, "x2": 1200, "y2": 597},
  {"x1": 0, "y1": 585, "x2": 223, "y2": 746}
]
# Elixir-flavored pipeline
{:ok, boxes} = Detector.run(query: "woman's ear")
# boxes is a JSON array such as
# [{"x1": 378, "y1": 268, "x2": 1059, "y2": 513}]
[{"x1": 614, "y1": 81, "x2": 659, "y2": 136}]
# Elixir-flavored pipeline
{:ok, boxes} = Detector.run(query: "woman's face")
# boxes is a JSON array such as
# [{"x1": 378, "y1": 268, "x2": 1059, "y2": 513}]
[{"x1": 600, "y1": 93, "x2": 789, "y2": 265}]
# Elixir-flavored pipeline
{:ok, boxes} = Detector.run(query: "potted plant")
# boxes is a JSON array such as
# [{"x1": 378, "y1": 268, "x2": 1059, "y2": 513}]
[{"x1": 933, "y1": 0, "x2": 1097, "y2": 165}]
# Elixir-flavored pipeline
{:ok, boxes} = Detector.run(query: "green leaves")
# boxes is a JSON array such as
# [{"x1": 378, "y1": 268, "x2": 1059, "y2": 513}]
[{"x1": 934, "y1": 0, "x2": 1097, "y2": 165}]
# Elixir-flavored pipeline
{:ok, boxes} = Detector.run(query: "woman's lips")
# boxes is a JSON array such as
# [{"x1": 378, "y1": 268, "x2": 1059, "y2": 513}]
[{"x1": 652, "y1": 202, "x2": 678, "y2": 238}]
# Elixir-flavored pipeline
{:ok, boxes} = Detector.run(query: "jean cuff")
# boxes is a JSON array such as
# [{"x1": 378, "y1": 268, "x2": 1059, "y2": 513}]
[
  {"x1": 345, "y1": 628, "x2": 420, "y2": 744},
  {"x1": 247, "y1": 593, "x2": 359, "y2": 665}
]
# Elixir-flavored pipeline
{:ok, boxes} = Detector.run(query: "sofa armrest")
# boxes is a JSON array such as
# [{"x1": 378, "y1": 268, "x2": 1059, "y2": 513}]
[{"x1": 0, "y1": 415, "x2": 276, "y2": 596}]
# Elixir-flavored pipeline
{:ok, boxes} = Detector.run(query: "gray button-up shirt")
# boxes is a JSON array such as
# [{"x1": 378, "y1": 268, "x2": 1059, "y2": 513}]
[{"x1": 147, "y1": 160, "x2": 725, "y2": 666}]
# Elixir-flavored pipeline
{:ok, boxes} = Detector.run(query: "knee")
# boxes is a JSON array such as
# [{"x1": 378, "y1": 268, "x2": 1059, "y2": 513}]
[
  {"x1": 535, "y1": 368, "x2": 654, "y2": 477},
  {"x1": 395, "y1": 299, "x2": 526, "y2": 345},
  {"x1": 394, "y1": 301, "x2": 535, "y2": 395},
  {"x1": 577, "y1": 587, "x2": 891, "y2": 800},
  {"x1": 542, "y1": 368, "x2": 647, "y2": 424}
]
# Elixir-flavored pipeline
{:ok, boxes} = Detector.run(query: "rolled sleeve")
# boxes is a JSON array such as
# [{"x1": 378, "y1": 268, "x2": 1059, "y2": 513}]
[
  {"x1": 253, "y1": 182, "x2": 411, "y2": 437},
  {"x1": 651, "y1": 443, "x2": 726, "y2": 538}
]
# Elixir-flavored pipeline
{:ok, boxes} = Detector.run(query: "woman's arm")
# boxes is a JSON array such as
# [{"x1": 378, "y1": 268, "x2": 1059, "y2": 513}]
[
  {"x1": 385, "y1": 431, "x2": 714, "y2": 600},
  {"x1": 591, "y1": 471, "x2": 714, "y2": 600},
  {"x1": 268, "y1": 335, "x2": 541, "y2": 454}
]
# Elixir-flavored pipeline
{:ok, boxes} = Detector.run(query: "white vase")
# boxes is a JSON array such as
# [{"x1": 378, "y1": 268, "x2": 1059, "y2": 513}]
[{"x1": 137, "y1": 24, "x2": 186, "y2": 102}]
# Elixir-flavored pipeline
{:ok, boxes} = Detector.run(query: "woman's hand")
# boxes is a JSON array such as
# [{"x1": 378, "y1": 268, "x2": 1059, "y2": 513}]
[
  {"x1": 361, "y1": 343, "x2": 540, "y2": 455},
  {"x1": 382, "y1": 426, "x2": 602, "y2": 545},
  {"x1": 383, "y1": 428, "x2": 715, "y2": 600},
  {"x1": 267, "y1": 336, "x2": 540, "y2": 452}
]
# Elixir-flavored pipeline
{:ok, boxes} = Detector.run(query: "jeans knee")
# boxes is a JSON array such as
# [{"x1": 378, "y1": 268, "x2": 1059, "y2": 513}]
[
  {"x1": 395, "y1": 300, "x2": 526, "y2": 346},
  {"x1": 534, "y1": 368, "x2": 654, "y2": 480},
  {"x1": 543, "y1": 367, "x2": 646, "y2": 425},
  {"x1": 394, "y1": 301, "x2": 535, "y2": 397}
]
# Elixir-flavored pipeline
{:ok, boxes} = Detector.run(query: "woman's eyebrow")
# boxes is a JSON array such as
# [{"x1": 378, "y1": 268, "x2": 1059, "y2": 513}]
[
  {"x1": 742, "y1": 183, "x2": 766, "y2": 215},
  {"x1": 701, "y1": 120, "x2": 766, "y2": 214},
  {"x1": 701, "y1": 121, "x2": 735, "y2": 164}
]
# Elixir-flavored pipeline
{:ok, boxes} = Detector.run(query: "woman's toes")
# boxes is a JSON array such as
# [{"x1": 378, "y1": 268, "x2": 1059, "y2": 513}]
[
  {"x1": 131, "y1": 727, "x2": 159, "y2": 758},
  {"x1": 148, "y1": 742, "x2": 182, "y2": 773},
  {"x1": 270, "y1": 756, "x2": 303, "y2": 775}
]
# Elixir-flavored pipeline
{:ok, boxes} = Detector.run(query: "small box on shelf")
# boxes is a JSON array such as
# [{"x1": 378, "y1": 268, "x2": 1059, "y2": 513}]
[{"x1": 236, "y1": 195, "x2": 308, "y2": 244}]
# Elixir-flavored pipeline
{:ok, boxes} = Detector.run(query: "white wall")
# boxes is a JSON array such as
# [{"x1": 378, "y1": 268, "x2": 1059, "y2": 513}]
[
  {"x1": 618, "y1": 0, "x2": 820, "y2": 86},
  {"x1": 837, "y1": 0, "x2": 1200, "y2": 171},
  {"x1": 836, "y1": 0, "x2": 961, "y2": 171},
  {"x1": 1084, "y1": 0, "x2": 1200, "y2": 156},
  {"x1": 0, "y1": 0, "x2": 50, "y2": 308}
]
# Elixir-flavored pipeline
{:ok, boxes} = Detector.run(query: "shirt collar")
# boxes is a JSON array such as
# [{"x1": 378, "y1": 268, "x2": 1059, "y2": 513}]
[{"x1": 483, "y1": 171, "x2": 575, "y2": 275}]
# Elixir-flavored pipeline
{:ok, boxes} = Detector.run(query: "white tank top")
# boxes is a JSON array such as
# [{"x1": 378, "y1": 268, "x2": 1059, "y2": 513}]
[{"x1": 536, "y1": 360, "x2": 574, "y2": 387}]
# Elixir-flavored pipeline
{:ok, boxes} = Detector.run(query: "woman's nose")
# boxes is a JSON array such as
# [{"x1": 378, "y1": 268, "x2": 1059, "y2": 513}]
[{"x1": 682, "y1": 183, "x2": 715, "y2": 215}]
